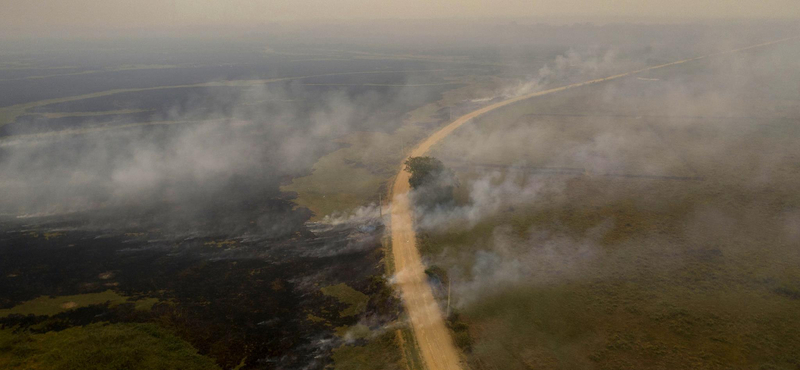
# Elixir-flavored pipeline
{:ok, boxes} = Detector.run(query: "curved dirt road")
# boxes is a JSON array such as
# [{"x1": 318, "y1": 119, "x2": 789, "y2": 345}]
[{"x1": 389, "y1": 36, "x2": 798, "y2": 370}]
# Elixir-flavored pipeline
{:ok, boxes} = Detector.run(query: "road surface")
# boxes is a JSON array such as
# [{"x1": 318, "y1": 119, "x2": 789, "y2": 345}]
[{"x1": 388, "y1": 36, "x2": 798, "y2": 370}]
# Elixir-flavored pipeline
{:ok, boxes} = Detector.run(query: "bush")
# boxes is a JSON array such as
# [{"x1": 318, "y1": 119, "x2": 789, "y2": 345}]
[
  {"x1": 404, "y1": 157, "x2": 446, "y2": 189},
  {"x1": 446, "y1": 311, "x2": 472, "y2": 352},
  {"x1": 404, "y1": 156, "x2": 457, "y2": 208}
]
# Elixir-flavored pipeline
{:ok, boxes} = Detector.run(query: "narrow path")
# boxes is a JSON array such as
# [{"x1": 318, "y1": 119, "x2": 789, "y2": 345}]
[{"x1": 389, "y1": 36, "x2": 798, "y2": 370}]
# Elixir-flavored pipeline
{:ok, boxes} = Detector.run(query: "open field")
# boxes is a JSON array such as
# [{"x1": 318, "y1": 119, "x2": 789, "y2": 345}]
[{"x1": 418, "y1": 39, "x2": 800, "y2": 370}]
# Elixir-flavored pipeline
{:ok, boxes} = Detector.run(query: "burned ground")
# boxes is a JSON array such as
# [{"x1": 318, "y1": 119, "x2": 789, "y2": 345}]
[{"x1": 0, "y1": 207, "x2": 397, "y2": 369}]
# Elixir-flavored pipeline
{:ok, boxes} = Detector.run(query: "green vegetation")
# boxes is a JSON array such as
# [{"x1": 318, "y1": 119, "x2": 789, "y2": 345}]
[
  {"x1": 307, "y1": 314, "x2": 328, "y2": 323},
  {"x1": 283, "y1": 141, "x2": 389, "y2": 220},
  {"x1": 132, "y1": 297, "x2": 160, "y2": 311},
  {"x1": 404, "y1": 156, "x2": 457, "y2": 207},
  {"x1": 0, "y1": 323, "x2": 220, "y2": 370},
  {"x1": 420, "y1": 178, "x2": 800, "y2": 369},
  {"x1": 0, "y1": 290, "x2": 158, "y2": 318},
  {"x1": 324, "y1": 278, "x2": 423, "y2": 370},
  {"x1": 396, "y1": 327, "x2": 425, "y2": 370},
  {"x1": 419, "y1": 52, "x2": 800, "y2": 369},
  {"x1": 404, "y1": 156, "x2": 447, "y2": 189},
  {"x1": 463, "y1": 272, "x2": 800, "y2": 369},
  {"x1": 331, "y1": 330, "x2": 411, "y2": 370},
  {"x1": 321, "y1": 283, "x2": 370, "y2": 317},
  {"x1": 335, "y1": 324, "x2": 371, "y2": 339}
]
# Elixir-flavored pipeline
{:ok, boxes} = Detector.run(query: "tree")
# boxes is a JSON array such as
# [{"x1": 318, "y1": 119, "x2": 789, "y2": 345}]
[
  {"x1": 404, "y1": 156, "x2": 446, "y2": 189},
  {"x1": 404, "y1": 156, "x2": 457, "y2": 208}
]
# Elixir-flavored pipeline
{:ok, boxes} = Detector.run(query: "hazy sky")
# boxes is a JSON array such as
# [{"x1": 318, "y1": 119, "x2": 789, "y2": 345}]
[{"x1": 2, "y1": 0, "x2": 799, "y2": 32}]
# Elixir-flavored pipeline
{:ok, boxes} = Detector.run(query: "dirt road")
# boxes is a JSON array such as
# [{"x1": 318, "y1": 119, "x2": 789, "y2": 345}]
[{"x1": 388, "y1": 36, "x2": 798, "y2": 370}]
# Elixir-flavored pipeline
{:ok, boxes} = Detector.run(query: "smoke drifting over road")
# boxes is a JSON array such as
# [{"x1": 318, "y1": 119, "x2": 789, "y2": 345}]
[
  {"x1": 409, "y1": 30, "x2": 800, "y2": 311},
  {"x1": 502, "y1": 47, "x2": 643, "y2": 98}
]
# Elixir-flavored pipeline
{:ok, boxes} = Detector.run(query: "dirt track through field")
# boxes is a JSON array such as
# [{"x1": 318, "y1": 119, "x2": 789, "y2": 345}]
[{"x1": 388, "y1": 36, "x2": 798, "y2": 370}]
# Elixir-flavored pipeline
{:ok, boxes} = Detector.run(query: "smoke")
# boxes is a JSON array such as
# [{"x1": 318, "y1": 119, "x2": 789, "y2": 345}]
[
  {"x1": 413, "y1": 32, "x2": 800, "y2": 310},
  {"x1": 446, "y1": 225, "x2": 603, "y2": 308},
  {"x1": 315, "y1": 203, "x2": 384, "y2": 230},
  {"x1": 0, "y1": 79, "x2": 434, "y2": 235},
  {"x1": 500, "y1": 47, "x2": 644, "y2": 98},
  {"x1": 302, "y1": 204, "x2": 385, "y2": 258},
  {"x1": 413, "y1": 169, "x2": 559, "y2": 231}
]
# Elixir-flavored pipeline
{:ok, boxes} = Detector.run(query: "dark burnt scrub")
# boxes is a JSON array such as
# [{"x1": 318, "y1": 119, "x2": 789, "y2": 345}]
[
  {"x1": 0, "y1": 39, "x2": 468, "y2": 369},
  {"x1": 0, "y1": 201, "x2": 398, "y2": 369}
]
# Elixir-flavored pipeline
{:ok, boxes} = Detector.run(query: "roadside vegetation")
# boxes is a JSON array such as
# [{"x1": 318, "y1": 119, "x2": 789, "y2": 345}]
[{"x1": 405, "y1": 156, "x2": 458, "y2": 209}]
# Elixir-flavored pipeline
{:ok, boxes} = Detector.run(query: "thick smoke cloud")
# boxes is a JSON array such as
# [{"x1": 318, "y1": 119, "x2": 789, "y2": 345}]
[
  {"x1": 413, "y1": 169, "x2": 557, "y2": 231},
  {"x1": 0, "y1": 80, "x2": 433, "y2": 235},
  {"x1": 502, "y1": 47, "x2": 643, "y2": 98},
  {"x1": 446, "y1": 225, "x2": 602, "y2": 308},
  {"x1": 414, "y1": 34, "x2": 800, "y2": 308}
]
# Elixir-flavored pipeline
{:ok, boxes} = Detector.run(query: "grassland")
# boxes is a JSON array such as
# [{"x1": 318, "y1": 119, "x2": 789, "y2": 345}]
[
  {"x1": 284, "y1": 137, "x2": 391, "y2": 219},
  {"x1": 332, "y1": 328, "x2": 424, "y2": 370},
  {"x1": 420, "y1": 187, "x2": 800, "y2": 369},
  {"x1": 321, "y1": 283, "x2": 370, "y2": 318},
  {"x1": 0, "y1": 290, "x2": 159, "y2": 318},
  {"x1": 419, "y1": 45, "x2": 800, "y2": 370},
  {"x1": 0, "y1": 323, "x2": 220, "y2": 370}
]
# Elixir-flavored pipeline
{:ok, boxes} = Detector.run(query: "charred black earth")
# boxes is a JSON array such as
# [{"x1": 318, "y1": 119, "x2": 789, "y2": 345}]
[{"x1": 0, "y1": 200, "x2": 398, "y2": 369}]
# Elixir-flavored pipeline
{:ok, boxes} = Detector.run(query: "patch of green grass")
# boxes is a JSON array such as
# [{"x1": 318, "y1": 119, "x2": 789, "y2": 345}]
[
  {"x1": 321, "y1": 283, "x2": 369, "y2": 318},
  {"x1": 281, "y1": 135, "x2": 392, "y2": 220},
  {"x1": 132, "y1": 297, "x2": 160, "y2": 311},
  {"x1": 0, "y1": 290, "x2": 158, "y2": 317},
  {"x1": 0, "y1": 323, "x2": 220, "y2": 370},
  {"x1": 331, "y1": 330, "x2": 407, "y2": 370},
  {"x1": 397, "y1": 326, "x2": 425, "y2": 370},
  {"x1": 335, "y1": 324, "x2": 371, "y2": 339}
]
